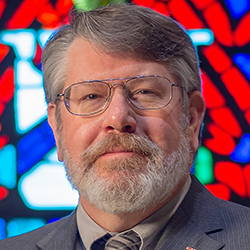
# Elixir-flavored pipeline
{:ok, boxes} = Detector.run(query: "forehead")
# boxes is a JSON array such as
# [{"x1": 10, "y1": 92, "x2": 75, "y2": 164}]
[{"x1": 64, "y1": 38, "x2": 176, "y2": 86}]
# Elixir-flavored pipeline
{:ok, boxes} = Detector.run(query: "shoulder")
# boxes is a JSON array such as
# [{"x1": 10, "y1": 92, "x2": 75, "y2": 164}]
[
  {"x1": 184, "y1": 174, "x2": 250, "y2": 234},
  {"x1": 206, "y1": 195, "x2": 250, "y2": 245},
  {"x1": 186, "y1": 174, "x2": 250, "y2": 216},
  {"x1": 0, "y1": 211, "x2": 77, "y2": 250},
  {"x1": 213, "y1": 192, "x2": 250, "y2": 228}
]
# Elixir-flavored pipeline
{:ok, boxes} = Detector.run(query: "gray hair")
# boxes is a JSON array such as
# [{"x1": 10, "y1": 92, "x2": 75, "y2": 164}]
[{"x1": 42, "y1": 4, "x2": 201, "y2": 108}]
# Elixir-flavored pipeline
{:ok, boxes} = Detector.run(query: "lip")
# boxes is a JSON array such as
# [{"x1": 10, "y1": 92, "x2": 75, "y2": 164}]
[{"x1": 99, "y1": 151, "x2": 137, "y2": 159}]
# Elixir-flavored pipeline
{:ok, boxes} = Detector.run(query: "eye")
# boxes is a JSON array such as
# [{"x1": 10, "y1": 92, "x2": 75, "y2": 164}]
[
  {"x1": 137, "y1": 89, "x2": 156, "y2": 95},
  {"x1": 81, "y1": 94, "x2": 99, "y2": 101},
  {"x1": 77, "y1": 93, "x2": 107, "y2": 104},
  {"x1": 133, "y1": 88, "x2": 159, "y2": 96}
]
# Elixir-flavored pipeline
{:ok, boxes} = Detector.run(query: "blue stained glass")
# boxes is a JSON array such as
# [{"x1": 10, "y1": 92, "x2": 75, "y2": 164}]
[
  {"x1": 0, "y1": 218, "x2": 6, "y2": 240},
  {"x1": 225, "y1": 0, "x2": 250, "y2": 19},
  {"x1": 230, "y1": 134, "x2": 250, "y2": 163},
  {"x1": 0, "y1": 30, "x2": 36, "y2": 60},
  {"x1": 17, "y1": 120, "x2": 55, "y2": 174},
  {"x1": 7, "y1": 218, "x2": 46, "y2": 237},
  {"x1": 48, "y1": 217, "x2": 60, "y2": 223},
  {"x1": 188, "y1": 29, "x2": 214, "y2": 46},
  {"x1": 0, "y1": 144, "x2": 16, "y2": 189},
  {"x1": 233, "y1": 54, "x2": 250, "y2": 80}
]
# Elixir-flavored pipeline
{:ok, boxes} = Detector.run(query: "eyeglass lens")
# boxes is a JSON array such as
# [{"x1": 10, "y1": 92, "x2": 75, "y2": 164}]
[{"x1": 64, "y1": 76, "x2": 172, "y2": 116}]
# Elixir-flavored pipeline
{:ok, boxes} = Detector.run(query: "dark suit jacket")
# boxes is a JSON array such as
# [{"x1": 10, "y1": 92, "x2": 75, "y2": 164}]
[{"x1": 1, "y1": 174, "x2": 250, "y2": 249}]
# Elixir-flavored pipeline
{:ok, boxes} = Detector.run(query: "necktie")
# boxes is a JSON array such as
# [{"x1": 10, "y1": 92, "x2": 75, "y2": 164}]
[
  {"x1": 91, "y1": 230, "x2": 141, "y2": 250},
  {"x1": 106, "y1": 230, "x2": 141, "y2": 250},
  {"x1": 91, "y1": 233, "x2": 112, "y2": 250}
]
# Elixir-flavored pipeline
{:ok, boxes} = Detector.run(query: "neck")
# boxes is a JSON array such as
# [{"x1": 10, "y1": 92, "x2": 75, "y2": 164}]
[{"x1": 80, "y1": 196, "x2": 169, "y2": 232}]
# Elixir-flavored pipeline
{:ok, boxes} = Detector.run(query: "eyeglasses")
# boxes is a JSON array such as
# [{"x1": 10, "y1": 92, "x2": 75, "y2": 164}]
[{"x1": 56, "y1": 75, "x2": 186, "y2": 116}]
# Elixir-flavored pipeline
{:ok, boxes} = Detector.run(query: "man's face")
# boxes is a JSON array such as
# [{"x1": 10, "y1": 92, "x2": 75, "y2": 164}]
[{"x1": 48, "y1": 38, "x2": 204, "y2": 214}]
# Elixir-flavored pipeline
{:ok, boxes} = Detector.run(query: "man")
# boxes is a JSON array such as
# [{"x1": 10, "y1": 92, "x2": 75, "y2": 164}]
[{"x1": 1, "y1": 3, "x2": 250, "y2": 250}]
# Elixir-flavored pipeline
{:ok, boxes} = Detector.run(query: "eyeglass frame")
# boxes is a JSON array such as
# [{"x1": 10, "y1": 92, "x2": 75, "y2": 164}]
[{"x1": 56, "y1": 75, "x2": 186, "y2": 116}]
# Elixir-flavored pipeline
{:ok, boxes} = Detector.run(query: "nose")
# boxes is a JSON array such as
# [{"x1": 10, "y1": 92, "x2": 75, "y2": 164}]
[{"x1": 101, "y1": 87, "x2": 136, "y2": 133}]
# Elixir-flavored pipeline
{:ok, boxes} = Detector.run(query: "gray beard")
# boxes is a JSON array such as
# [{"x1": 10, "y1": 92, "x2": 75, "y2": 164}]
[{"x1": 58, "y1": 115, "x2": 191, "y2": 214}]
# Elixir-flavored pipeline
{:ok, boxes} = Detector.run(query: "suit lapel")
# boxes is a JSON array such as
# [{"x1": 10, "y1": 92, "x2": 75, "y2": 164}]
[
  {"x1": 36, "y1": 211, "x2": 79, "y2": 250},
  {"x1": 155, "y1": 207, "x2": 224, "y2": 250},
  {"x1": 156, "y1": 175, "x2": 225, "y2": 250}
]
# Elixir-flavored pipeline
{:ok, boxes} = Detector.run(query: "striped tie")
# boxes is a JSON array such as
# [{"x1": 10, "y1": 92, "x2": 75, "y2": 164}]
[
  {"x1": 90, "y1": 231, "x2": 141, "y2": 250},
  {"x1": 106, "y1": 230, "x2": 141, "y2": 250},
  {"x1": 91, "y1": 233, "x2": 112, "y2": 250}
]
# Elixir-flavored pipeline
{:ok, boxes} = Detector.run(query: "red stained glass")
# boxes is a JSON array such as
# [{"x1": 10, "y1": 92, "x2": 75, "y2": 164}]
[
  {"x1": 202, "y1": 43, "x2": 232, "y2": 73},
  {"x1": 244, "y1": 109, "x2": 250, "y2": 126},
  {"x1": 0, "y1": 186, "x2": 8, "y2": 201},
  {"x1": 0, "y1": 67, "x2": 14, "y2": 103},
  {"x1": 33, "y1": 43, "x2": 42, "y2": 66},
  {"x1": 132, "y1": 0, "x2": 155, "y2": 7},
  {"x1": 243, "y1": 165, "x2": 250, "y2": 198},
  {"x1": 55, "y1": 0, "x2": 73, "y2": 16},
  {"x1": 37, "y1": 3, "x2": 61, "y2": 28},
  {"x1": 215, "y1": 162, "x2": 246, "y2": 198},
  {"x1": 0, "y1": 135, "x2": 8, "y2": 149},
  {"x1": 221, "y1": 67, "x2": 250, "y2": 111},
  {"x1": 189, "y1": 0, "x2": 215, "y2": 10},
  {"x1": 0, "y1": 0, "x2": 6, "y2": 20},
  {"x1": 151, "y1": 2, "x2": 169, "y2": 15},
  {"x1": 234, "y1": 12, "x2": 250, "y2": 46},
  {"x1": 201, "y1": 73, "x2": 226, "y2": 109},
  {"x1": 203, "y1": 2, "x2": 233, "y2": 46},
  {"x1": 206, "y1": 183, "x2": 231, "y2": 200},
  {"x1": 0, "y1": 44, "x2": 9, "y2": 64},
  {"x1": 209, "y1": 107, "x2": 242, "y2": 138},
  {"x1": 205, "y1": 123, "x2": 236, "y2": 155},
  {"x1": 168, "y1": 0, "x2": 204, "y2": 29},
  {"x1": 0, "y1": 101, "x2": 5, "y2": 116},
  {"x1": 6, "y1": 0, "x2": 48, "y2": 29}
]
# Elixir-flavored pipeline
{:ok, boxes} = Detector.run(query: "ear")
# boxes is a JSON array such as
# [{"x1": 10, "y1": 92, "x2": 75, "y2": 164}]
[
  {"x1": 47, "y1": 103, "x2": 63, "y2": 162},
  {"x1": 188, "y1": 91, "x2": 206, "y2": 153}
]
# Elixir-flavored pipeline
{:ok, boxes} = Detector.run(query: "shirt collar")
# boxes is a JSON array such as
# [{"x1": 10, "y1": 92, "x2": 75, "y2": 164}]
[
  {"x1": 77, "y1": 175, "x2": 191, "y2": 250},
  {"x1": 133, "y1": 176, "x2": 191, "y2": 249}
]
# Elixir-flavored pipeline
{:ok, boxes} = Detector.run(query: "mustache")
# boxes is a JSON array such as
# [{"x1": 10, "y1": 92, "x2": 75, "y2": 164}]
[{"x1": 81, "y1": 132, "x2": 163, "y2": 165}]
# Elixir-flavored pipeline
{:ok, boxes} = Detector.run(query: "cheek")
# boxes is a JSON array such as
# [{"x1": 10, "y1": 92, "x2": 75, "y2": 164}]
[
  {"x1": 142, "y1": 114, "x2": 182, "y2": 154},
  {"x1": 61, "y1": 117, "x2": 101, "y2": 159}
]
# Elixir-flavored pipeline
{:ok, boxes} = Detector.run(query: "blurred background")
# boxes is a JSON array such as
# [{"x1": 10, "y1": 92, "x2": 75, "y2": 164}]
[{"x1": 0, "y1": 0, "x2": 250, "y2": 239}]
